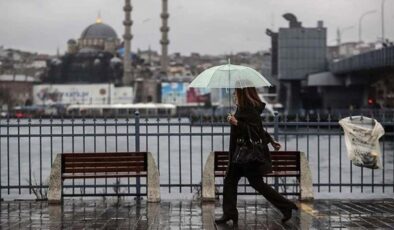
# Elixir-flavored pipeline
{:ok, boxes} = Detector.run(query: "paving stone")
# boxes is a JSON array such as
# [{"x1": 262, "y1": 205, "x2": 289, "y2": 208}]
[{"x1": 0, "y1": 199, "x2": 394, "y2": 229}]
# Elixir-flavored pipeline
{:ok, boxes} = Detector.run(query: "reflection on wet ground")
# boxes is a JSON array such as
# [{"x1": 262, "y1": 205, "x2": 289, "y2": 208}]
[{"x1": 1, "y1": 199, "x2": 394, "y2": 229}]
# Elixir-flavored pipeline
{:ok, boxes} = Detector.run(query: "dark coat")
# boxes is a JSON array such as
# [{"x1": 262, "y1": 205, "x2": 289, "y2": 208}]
[{"x1": 229, "y1": 102, "x2": 273, "y2": 174}]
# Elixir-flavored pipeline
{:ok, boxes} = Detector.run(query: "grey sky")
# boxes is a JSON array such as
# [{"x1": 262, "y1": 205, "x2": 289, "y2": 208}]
[{"x1": 0, "y1": 0, "x2": 392, "y2": 55}]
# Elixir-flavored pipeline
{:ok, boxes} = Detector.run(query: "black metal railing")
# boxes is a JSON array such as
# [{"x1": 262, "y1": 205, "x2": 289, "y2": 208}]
[{"x1": 0, "y1": 111, "x2": 393, "y2": 200}]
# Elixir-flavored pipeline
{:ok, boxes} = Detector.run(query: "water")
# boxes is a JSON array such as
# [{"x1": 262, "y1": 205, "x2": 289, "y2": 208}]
[{"x1": 1, "y1": 118, "x2": 393, "y2": 199}]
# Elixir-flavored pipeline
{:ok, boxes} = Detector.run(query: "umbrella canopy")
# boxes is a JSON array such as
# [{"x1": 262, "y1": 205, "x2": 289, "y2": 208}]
[{"x1": 189, "y1": 64, "x2": 272, "y2": 89}]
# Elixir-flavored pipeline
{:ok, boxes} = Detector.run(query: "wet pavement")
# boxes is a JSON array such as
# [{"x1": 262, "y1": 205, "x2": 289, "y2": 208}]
[{"x1": 1, "y1": 198, "x2": 394, "y2": 229}]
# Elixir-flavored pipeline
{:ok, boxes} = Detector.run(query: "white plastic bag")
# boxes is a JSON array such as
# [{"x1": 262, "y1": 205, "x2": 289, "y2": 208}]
[{"x1": 338, "y1": 116, "x2": 384, "y2": 169}]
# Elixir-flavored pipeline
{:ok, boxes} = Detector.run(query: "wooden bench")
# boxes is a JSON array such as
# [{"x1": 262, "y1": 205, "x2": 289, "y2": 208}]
[
  {"x1": 202, "y1": 151, "x2": 314, "y2": 201},
  {"x1": 62, "y1": 152, "x2": 147, "y2": 180},
  {"x1": 48, "y1": 152, "x2": 160, "y2": 204}
]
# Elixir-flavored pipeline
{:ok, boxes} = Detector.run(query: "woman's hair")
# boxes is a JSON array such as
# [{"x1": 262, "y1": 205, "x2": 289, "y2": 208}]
[{"x1": 235, "y1": 87, "x2": 263, "y2": 108}]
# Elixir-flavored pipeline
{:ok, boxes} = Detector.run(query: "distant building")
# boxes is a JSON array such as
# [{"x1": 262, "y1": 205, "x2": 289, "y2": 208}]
[
  {"x1": 260, "y1": 51, "x2": 278, "y2": 104},
  {"x1": 0, "y1": 74, "x2": 37, "y2": 110},
  {"x1": 327, "y1": 42, "x2": 378, "y2": 60},
  {"x1": 44, "y1": 17, "x2": 123, "y2": 84},
  {"x1": 33, "y1": 83, "x2": 133, "y2": 105},
  {"x1": 160, "y1": 81, "x2": 210, "y2": 106},
  {"x1": 137, "y1": 49, "x2": 160, "y2": 67},
  {"x1": 267, "y1": 13, "x2": 327, "y2": 113}
]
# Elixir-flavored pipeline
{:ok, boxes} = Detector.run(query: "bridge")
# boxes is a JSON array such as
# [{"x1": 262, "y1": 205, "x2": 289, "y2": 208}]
[
  {"x1": 307, "y1": 46, "x2": 394, "y2": 109},
  {"x1": 330, "y1": 46, "x2": 394, "y2": 75}
]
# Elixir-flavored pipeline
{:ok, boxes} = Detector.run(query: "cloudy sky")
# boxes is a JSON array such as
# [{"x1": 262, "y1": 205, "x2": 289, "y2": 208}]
[{"x1": 0, "y1": 0, "x2": 392, "y2": 55}]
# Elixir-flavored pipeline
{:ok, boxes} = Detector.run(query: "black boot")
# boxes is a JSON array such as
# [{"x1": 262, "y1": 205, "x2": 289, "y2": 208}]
[
  {"x1": 281, "y1": 204, "x2": 298, "y2": 223},
  {"x1": 215, "y1": 214, "x2": 238, "y2": 225}
]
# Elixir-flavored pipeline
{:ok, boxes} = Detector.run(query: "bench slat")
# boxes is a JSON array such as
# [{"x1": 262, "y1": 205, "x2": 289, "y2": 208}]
[
  {"x1": 62, "y1": 152, "x2": 146, "y2": 157},
  {"x1": 62, "y1": 171, "x2": 147, "y2": 179},
  {"x1": 266, "y1": 171, "x2": 300, "y2": 176},
  {"x1": 215, "y1": 166, "x2": 228, "y2": 171},
  {"x1": 271, "y1": 166, "x2": 299, "y2": 171},
  {"x1": 64, "y1": 166, "x2": 146, "y2": 173},
  {"x1": 271, "y1": 161, "x2": 298, "y2": 166},
  {"x1": 215, "y1": 162, "x2": 299, "y2": 167},
  {"x1": 63, "y1": 156, "x2": 145, "y2": 163},
  {"x1": 215, "y1": 161, "x2": 298, "y2": 166},
  {"x1": 271, "y1": 156, "x2": 298, "y2": 160},
  {"x1": 270, "y1": 151, "x2": 299, "y2": 155},
  {"x1": 64, "y1": 162, "x2": 146, "y2": 168},
  {"x1": 214, "y1": 171, "x2": 300, "y2": 177},
  {"x1": 213, "y1": 151, "x2": 301, "y2": 173},
  {"x1": 217, "y1": 159, "x2": 229, "y2": 163},
  {"x1": 214, "y1": 165, "x2": 299, "y2": 172}
]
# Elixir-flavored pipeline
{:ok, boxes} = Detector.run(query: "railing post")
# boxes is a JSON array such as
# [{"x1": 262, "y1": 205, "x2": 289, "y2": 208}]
[
  {"x1": 273, "y1": 111, "x2": 279, "y2": 140},
  {"x1": 135, "y1": 110, "x2": 140, "y2": 151},
  {"x1": 273, "y1": 111, "x2": 279, "y2": 191},
  {"x1": 135, "y1": 110, "x2": 142, "y2": 200},
  {"x1": 0, "y1": 117, "x2": 2, "y2": 202}
]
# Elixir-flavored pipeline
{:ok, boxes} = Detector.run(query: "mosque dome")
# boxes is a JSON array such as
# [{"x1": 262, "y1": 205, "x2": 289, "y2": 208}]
[
  {"x1": 77, "y1": 16, "x2": 120, "y2": 54},
  {"x1": 80, "y1": 20, "x2": 118, "y2": 40}
]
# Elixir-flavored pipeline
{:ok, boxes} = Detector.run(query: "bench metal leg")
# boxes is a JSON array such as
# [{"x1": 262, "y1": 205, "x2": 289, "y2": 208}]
[
  {"x1": 48, "y1": 154, "x2": 62, "y2": 205},
  {"x1": 300, "y1": 152, "x2": 314, "y2": 201},
  {"x1": 202, "y1": 152, "x2": 215, "y2": 202},
  {"x1": 147, "y1": 152, "x2": 161, "y2": 202}
]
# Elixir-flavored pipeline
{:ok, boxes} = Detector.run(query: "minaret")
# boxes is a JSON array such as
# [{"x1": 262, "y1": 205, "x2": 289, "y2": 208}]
[
  {"x1": 123, "y1": 0, "x2": 133, "y2": 85},
  {"x1": 160, "y1": 0, "x2": 170, "y2": 74}
]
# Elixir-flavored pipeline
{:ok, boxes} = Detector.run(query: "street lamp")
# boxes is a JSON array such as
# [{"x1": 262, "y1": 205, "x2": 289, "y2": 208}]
[{"x1": 359, "y1": 10, "x2": 377, "y2": 43}]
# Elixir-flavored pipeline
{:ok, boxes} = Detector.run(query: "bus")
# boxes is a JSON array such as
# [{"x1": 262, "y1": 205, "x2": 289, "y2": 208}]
[{"x1": 66, "y1": 103, "x2": 177, "y2": 117}]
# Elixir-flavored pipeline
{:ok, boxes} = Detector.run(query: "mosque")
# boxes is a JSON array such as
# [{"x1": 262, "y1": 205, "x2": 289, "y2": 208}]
[
  {"x1": 44, "y1": 0, "x2": 170, "y2": 104},
  {"x1": 44, "y1": 17, "x2": 124, "y2": 85}
]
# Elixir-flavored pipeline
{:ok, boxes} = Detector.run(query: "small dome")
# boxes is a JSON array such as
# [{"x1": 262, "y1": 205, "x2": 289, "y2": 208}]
[
  {"x1": 81, "y1": 22, "x2": 118, "y2": 40},
  {"x1": 68, "y1": 39, "x2": 77, "y2": 44},
  {"x1": 110, "y1": 56, "x2": 122, "y2": 65},
  {"x1": 93, "y1": 58, "x2": 101, "y2": 65}
]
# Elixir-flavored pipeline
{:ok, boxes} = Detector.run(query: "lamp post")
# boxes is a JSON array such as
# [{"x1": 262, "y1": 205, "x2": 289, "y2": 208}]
[{"x1": 358, "y1": 10, "x2": 377, "y2": 43}]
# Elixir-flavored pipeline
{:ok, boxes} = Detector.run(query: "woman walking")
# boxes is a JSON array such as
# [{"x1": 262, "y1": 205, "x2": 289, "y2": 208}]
[{"x1": 215, "y1": 87, "x2": 298, "y2": 225}]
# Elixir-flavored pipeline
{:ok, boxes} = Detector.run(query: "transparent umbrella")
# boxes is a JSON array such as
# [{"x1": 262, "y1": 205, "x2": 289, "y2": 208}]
[
  {"x1": 189, "y1": 61, "x2": 272, "y2": 113},
  {"x1": 189, "y1": 63, "x2": 272, "y2": 89}
]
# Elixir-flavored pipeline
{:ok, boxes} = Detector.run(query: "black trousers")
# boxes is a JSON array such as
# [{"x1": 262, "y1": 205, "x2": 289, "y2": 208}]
[{"x1": 222, "y1": 162, "x2": 295, "y2": 217}]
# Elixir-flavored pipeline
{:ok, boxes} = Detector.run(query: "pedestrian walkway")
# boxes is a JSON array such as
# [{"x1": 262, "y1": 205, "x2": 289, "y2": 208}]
[{"x1": 1, "y1": 199, "x2": 394, "y2": 229}]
